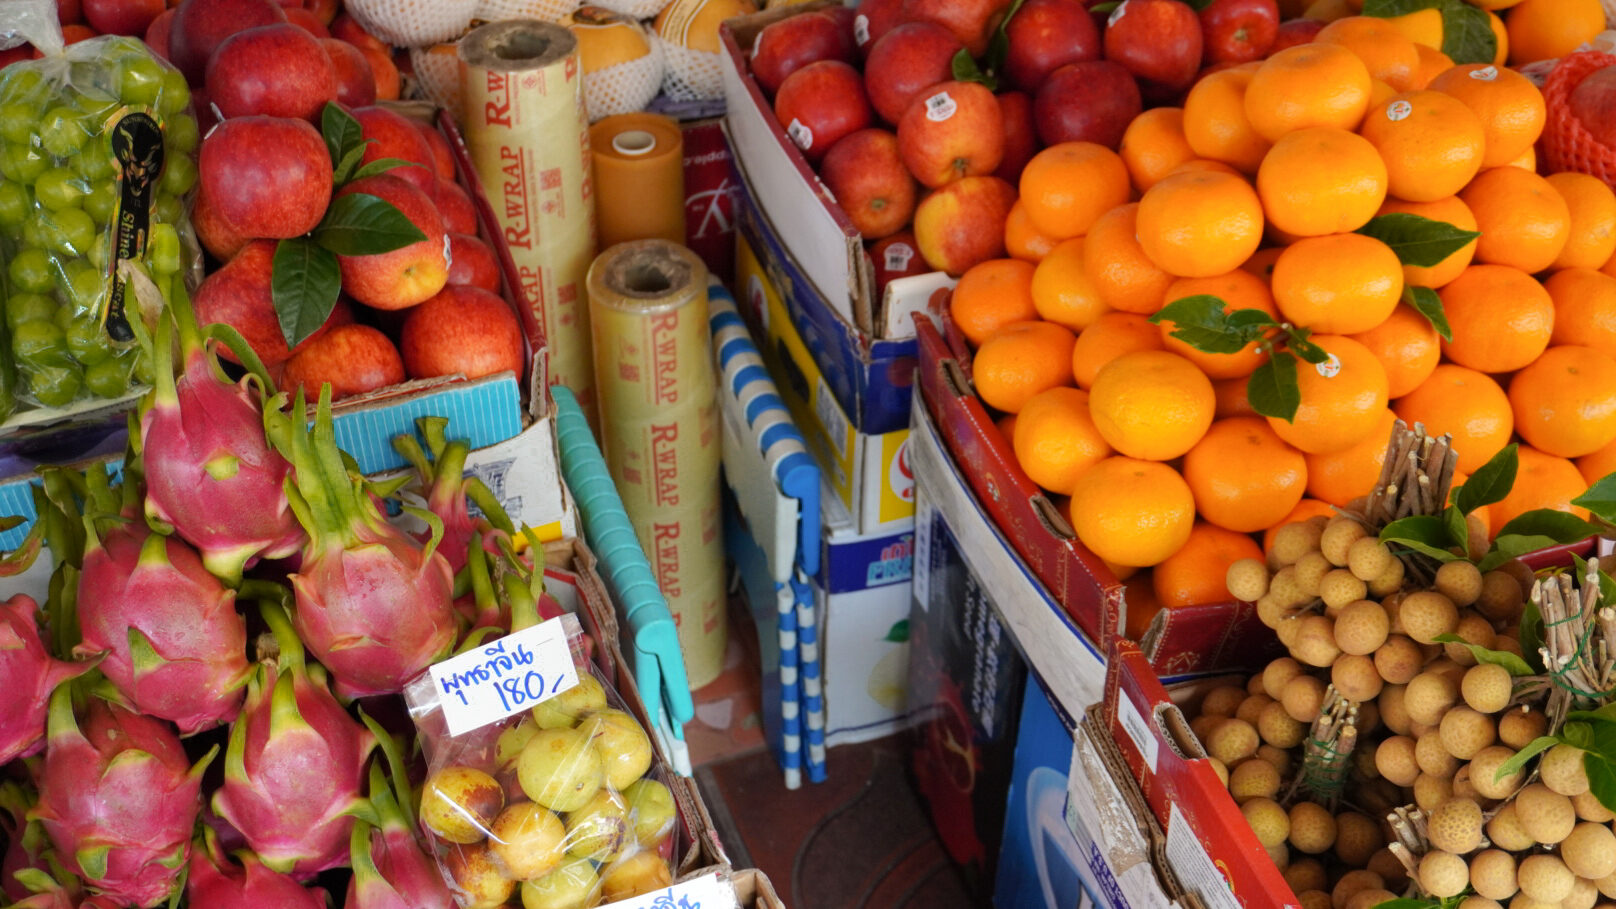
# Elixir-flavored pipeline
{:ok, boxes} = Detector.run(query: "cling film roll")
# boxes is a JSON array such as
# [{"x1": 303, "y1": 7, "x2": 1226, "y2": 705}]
[
  {"x1": 588, "y1": 240, "x2": 726, "y2": 688},
  {"x1": 589, "y1": 112, "x2": 685, "y2": 249},
  {"x1": 460, "y1": 20, "x2": 599, "y2": 425}
]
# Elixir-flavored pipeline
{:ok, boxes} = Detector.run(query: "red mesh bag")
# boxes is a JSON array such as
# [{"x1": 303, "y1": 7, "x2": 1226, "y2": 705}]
[{"x1": 1541, "y1": 50, "x2": 1616, "y2": 187}]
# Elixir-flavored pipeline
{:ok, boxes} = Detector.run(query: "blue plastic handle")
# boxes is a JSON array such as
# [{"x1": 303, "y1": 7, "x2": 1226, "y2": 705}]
[{"x1": 551, "y1": 386, "x2": 695, "y2": 737}]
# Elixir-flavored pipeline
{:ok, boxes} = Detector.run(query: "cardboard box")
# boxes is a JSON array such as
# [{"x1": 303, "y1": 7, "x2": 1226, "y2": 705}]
[
  {"x1": 732, "y1": 228, "x2": 914, "y2": 534},
  {"x1": 815, "y1": 489, "x2": 920, "y2": 747}
]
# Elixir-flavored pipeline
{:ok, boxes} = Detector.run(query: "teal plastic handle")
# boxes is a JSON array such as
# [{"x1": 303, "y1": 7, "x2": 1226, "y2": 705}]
[{"x1": 551, "y1": 386, "x2": 694, "y2": 737}]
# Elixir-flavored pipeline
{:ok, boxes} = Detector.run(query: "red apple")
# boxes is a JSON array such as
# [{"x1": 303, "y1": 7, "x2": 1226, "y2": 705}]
[
  {"x1": 284, "y1": 5, "x2": 328, "y2": 37},
  {"x1": 447, "y1": 232, "x2": 501, "y2": 292},
  {"x1": 912, "y1": 175, "x2": 1016, "y2": 275},
  {"x1": 1104, "y1": 0, "x2": 1202, "y2": 99},
  {"x1": 820, "y1": 128, "x2": 916, "y2": 239},
  {"x1": 433, "y1": 178, "x2": 480, "y2": 235},
  {"x1": 1570, "y1": 65, "x2": 1616, "y2": 148},
  {"x1": 852, "y1": 0, "x2": 905, "y2": 57},
  {"x1": 750, "y1": 11, "x2": 852, "y2": 97},
  {"x1": 902, "y1": 0, "x2": 1014, "y2": 58},
  {"x1": 363, "y1": 45, "x2": 401, "y2": 101},
  {"x1": 58, "y1": 0, "x2": 83, "y2": 25},
  {"x1": 400, "y1": 286, "x2": 525, "y2": 381},
  {"x1": 773, "y1": 60, "x2": 874, "y2": 164},
  {"x1": 1270, "y1": 17, "x2": 1323, "y2": 53},
  {"x1": 168, "y1": 0, "x2": 288, "y2": 85},
  {"x1": 321, "y1": 37, "x2": 376, "y2": 107},
  {"x1": 992, "y1": 90, "x2": 1038, "y2": 184},
  {"x1": 329, "y1": 12, "x2": 386, "y2": 54},
  {"x1": 1033, "y1": 59, "x2": 1141, "y2": 149},
  {"x1": 869, "y1": 229, "x2": 928, "y2": 301},
  {"x1": 60, "y1": 25, "x2": 96, "y2": 44},
  {"x1": 199, "y1": 115, "x2": 333, "y2": 239},
  {"x1": 897, "y1": 80, "x2": 1004, "y2": 188},
  {"x1": 1199, "y1": 0, "x2": 1278, "y2": 65},
  {"x1": 1002, "y1": 0, "x2": 1101, "y2": 94},
  {"x1": 282, "y1": 323, "x2": 404, "y2": 400},
  {"x1": 352, "y1": 105, "x2": 437, "y2": 193},
  {"x1": 192, "y1": 182, "x2": 250, "y2": 261},
  {"x1": 206, "y1": 23, "x2": 337, "y2": 121},
  {"x1": 0, "y1": 46, "x2": 40, "y2": 67},
  {"x1": 821, "y1": 5, "x2": 859, "y2": 58},
  {"x1": 83, "y1": 0, "x2": 164, "y2": 36},
  {"x1": 415, "y1": 121, "x2": 458, "y2": 180},
  {"x1": 144, "y1": 7, "x2": 175, "y2": 59},
  {"x1": 863, "y1": 22, "x2": 964, "y2": 126},
  {"x1": 305, "y1": 0, "x2": 338, "y2": 25},
  {"x1": 334, "y1": 173, "x2": 449, "y2": 310},
  {"x1": 193, "y1": 239, "x2": 342, "y2": 366}
]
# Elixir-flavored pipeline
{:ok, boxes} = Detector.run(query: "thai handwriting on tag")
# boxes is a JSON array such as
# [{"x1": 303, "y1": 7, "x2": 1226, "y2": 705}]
[
  {"x1": 428, "y1": 617, "x2": 579, "y2": 736},
  {"x1": 609, "y1": 871, "x2": 736, "y2": 909}
]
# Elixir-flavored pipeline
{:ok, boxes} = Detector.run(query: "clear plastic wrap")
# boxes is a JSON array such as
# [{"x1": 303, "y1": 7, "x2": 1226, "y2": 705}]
[
  {"x1": 404, "y1": 614, "x2": 683, "y2": 909},
  {"x1": 0, "y1": 35, "x2": 203, "y2": 423}
]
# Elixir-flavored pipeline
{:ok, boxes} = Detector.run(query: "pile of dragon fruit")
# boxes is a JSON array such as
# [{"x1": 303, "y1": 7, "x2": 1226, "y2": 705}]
[{"x1": 0, "y1": 282, "x2": 577, "y2": 909}]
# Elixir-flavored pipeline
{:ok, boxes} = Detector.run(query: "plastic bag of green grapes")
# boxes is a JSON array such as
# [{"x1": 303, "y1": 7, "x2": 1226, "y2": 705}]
[{"x1": 0, "y1": 34, "x2": 202, "y2": 424}]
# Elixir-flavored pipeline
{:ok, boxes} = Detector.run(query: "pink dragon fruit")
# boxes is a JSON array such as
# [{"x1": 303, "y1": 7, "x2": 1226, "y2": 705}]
[
  {"x1": 273, "y1": 388, "x2": 457, "y2": 699},
  {"x1": 139, "y1": 285, "x2": 303, "y2": 585},
  {"x1": 185, "y1": 829, "x2": 327, "y2": 909},
  {"x1": 73, "y1": 522, "x2": 250, "y2": 735},
  {"x1": 211, "y1": 599, "x2": 375, "y2": 876},
  {"x1": 1, "y1": 782, "x2": 47, "y2": 904},
  {"x1": 0, "y1": 595, "x2": 91, "y2": 766},
  {"x1": 391, "y1": 416, "x2": 514, "y2": 577},
  {"x1": 344, "y1": 763, "x2": 454, "y2": 909},
  {"x1": 29, "y1": 690, "x2": 211, "y2": 908}
]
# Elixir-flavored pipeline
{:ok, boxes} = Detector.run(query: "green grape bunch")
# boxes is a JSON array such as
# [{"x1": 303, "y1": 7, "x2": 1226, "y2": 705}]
[{"x1": 0, "y1": 36, "x2": 200, "y2": 418}]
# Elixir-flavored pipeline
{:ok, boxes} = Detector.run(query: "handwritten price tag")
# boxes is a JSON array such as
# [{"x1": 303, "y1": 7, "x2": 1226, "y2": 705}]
[
  {"x1": 604, "y1": 870, "x2": 737, "y2": 909},
  {"x1": 428, "y1": 617, "x2": 579, "y2": 736}
]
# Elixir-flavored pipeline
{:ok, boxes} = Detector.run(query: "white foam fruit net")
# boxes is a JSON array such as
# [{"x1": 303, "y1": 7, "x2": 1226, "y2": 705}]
[
  {"x1": 409, "y1": 43, "x2": 466, "y2": 122},
  {"x1": 658, "y1": 37, "x2": 723, "y2": 101},
  {"x1": 475, "y1": 0, "x2": 584, "y2": 22},
  {"x1": 592, "y1": 0, "x2": 675, "y2": 20},
  {"x1": 344, "y1": 0, "x2": 478, "y2": 46},
  {"x1": 584, "y1": 40, "x2": 666, "y2": 121}
]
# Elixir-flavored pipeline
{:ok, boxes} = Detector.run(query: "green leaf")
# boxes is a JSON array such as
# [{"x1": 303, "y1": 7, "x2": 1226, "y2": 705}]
[
  {"x1": 321, "y1": 102, "x2": 364, "y2": 174},
  {"x1": 1431, "y1": 633, "x2": 1535, "y2": 676},
  {"x1": 979, "y1": 0, "x2": 1028, "y2": 75},
  {"x1": 885, "y1": 619, "x2": 909, "y2": 643},
  {"x1": 1564, "y1": 720, "x2": 1595, "y2": 750},
  {"x1": 1564, "y1": 713, "x2": 1616, "y2": 756},
  {"x1": 1492, "y1": 509, "x2": 1601, "y2": 546},
  {"x1": 1088, "y1": 0, "x2": 1119, "y2": 11},
  {"x1": 350, "y1": 157, "x2": 425, "y2": 182},
  {"x1": 1247, "y1": 353, "x2": 1299, "y2": 422},
  {"x1": 1495, "y1": 734, "x2": 1559, "y2": 780},
  {"x1": 271, "y1": 237, "x2": 340, "y2": 351},
  {"x1": 1404, "y1": 286, "x2": 1452, "y2": 341},
  {"x1": 1379, "y1": 514, "x2": 1459, "y2": 560},
  {"x1": 1572, "y1": 472, "x2": 1616, "y2": 523},
  {"x1": 950, "y1": 48, "x2": 994, "y2": 89},
  {"x1": 312, "y1": 193, "x2": 428, "y2": 257},
  {"x1": 1569, "y1": 703, "x2": 1616, "y2": 725},
  {"x1": 1439, "y1": 2, "x2": 1498, "y2": 65},
  {"x1": 332, "y1": 143, "x2": 368, "y2": 187},
  {"x1": 1455, "y1": 443, "x2": 1518, "y2": 516},
  {"x1": 1225, "y1": 308, "x2": 1276, "y2": 331},
  {"x1": 1519, "y1": 600, "x2": 1546, "y2": 673},
  {"x1": 1587, "y1": 753, "x2": 1616, "y2": 814},
  {"x1": 1151, "y1": 295, "x2": 1233, "y2": 331},
  {"x1": 1443, "y1": 504, "x2": 1469, "y2": 555},
  {"x1": 1361, "y1": 0, "x2": 1440, "y2": 15},
  {"x1": 1288, "y1": 334, "x2": 1330, "y2": 365},
  {"x1": 1479, "y1": 535, "x2": 1562, "y2": 572},
  {"x1": 1356, "y1": 213, "x2": 1482, "y2": 267}
]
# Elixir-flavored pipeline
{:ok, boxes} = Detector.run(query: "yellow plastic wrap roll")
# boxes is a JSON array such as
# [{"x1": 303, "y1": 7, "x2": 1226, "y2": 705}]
[
  {"x1": 590, "y1": 113, "x2": 685, "y2": 249},
  {"x1": 460, "y1": 20, "x2": 600, "y2": 425},
  {"x1": 588, "y1": 240, "x2": 726, "y2": 688}
]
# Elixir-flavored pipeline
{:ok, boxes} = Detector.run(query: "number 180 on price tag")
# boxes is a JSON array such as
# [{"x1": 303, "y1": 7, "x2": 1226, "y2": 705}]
[{"x1": 428, "y1": 617, "x2": 580, "y2": 736}]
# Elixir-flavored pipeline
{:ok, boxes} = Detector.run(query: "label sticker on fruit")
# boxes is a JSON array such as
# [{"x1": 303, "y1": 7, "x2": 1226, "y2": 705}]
[
  {"x1": 786, "y1": 117, "x2": 814, "y2": 151},
  {"x1": 1316, "y1": 352, "x2": 1342, "y2": 378},
  {"x1": 605, "y1": 870, "x2": 737, "y2": 909},
  {"x1": 1471, "y1": 65, "x2": 1498, "y2": 81},
  {"x1": 428, "y1": 617, "x2": 580, "y2": 736},
  {"x1": 1386, "y1": 99, "x2": 1413, "y2": 122},
  {"x1": 924, "y1": 91, "x2": 957, "y2": 123},
  {"x1": 884, "y1": 242, "x2": 915, "y2": 272},
  {"x1": 853, "y1": 14, "x2": 870, "y2": 47}
]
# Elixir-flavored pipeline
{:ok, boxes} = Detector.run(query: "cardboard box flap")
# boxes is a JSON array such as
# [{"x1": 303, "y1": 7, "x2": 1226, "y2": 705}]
[
  {"x1": 1142, "y1": 600, "x2": 1287, "y2": 682},
  {"x1": 719, "y1": 5, "x2": 878, "y2": 335}
]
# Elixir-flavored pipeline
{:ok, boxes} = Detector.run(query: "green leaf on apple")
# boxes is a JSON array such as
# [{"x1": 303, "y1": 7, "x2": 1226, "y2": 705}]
[
  {"x1": 980, "y1": 0, "x2": 1030, "y2": 76},
  {"x1": 312, "y1": 193, "x2": 428, "y2": 256},
  {"x1": 321, "y1": 102, "x2": 366, "y2": 180},
  {"x1": 1355, "y1": 212, "x2": 1481, "y2": 267},
  {"x1": 1404, "y1": 285, "x2": 1452, "y2": 341},
  {"x1": 950, "y1": 48, "x2": 995, "y2": 90},
  {"x1": 332, "y1": 143, "x2": 370, "y2": 187},
  {"x1": 271, "y1": 237, "x2": 340, "y2": 351},
  {"x1": 1246, "y1": 351, "x2": 1299, "y2": 422},
  {"x1": 350, "y1": 158, "x2": 427, "y2": 182}
]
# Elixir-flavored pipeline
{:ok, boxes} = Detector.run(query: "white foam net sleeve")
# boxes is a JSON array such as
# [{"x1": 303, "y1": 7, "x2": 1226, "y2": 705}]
[
  {"x1": 583, "y1": 41, "x2": 666, "y2": 121},
  {"x1": 409, "y1": 43, "x2": 466, "y2": 123},
  {"x1": 592, "y1": 0, "x2": 675, "y2": 20},
  {"x1": 344, "y1": 0, "x2": 479, "y2": 46},
  {"x1": 657, "y1": 37, "x2": 724, "y2": 101},
  {"x1": 475, "y1": 0, "x2": 584, "y2": 23}
]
